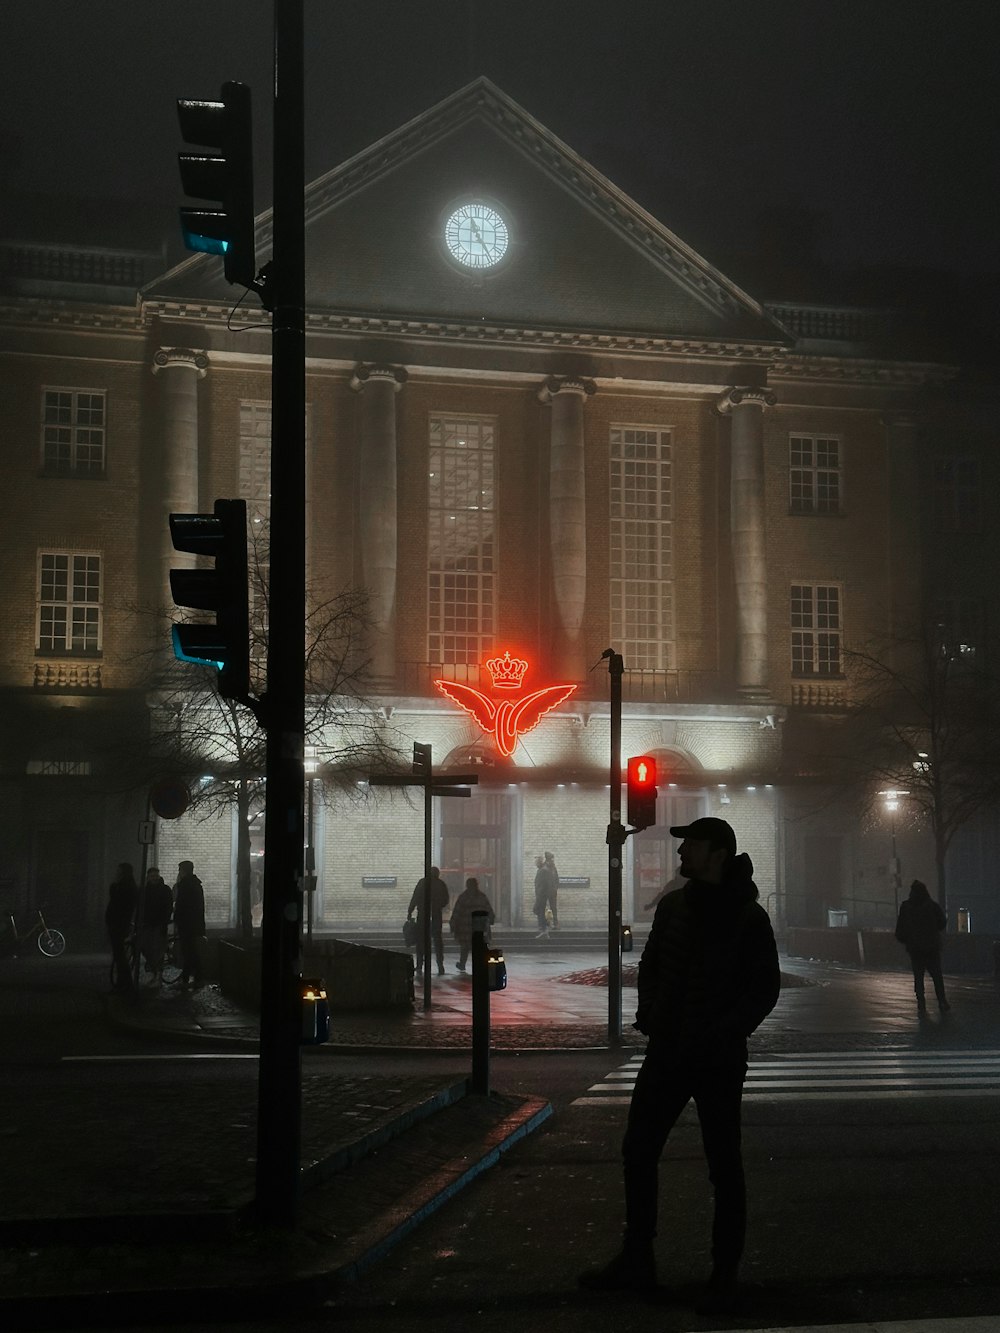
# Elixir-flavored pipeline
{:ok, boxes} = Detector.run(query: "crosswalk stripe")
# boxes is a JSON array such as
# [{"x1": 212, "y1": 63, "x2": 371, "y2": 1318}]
[{"x1": 572, "y1": 1048, "x2": 1000, "y2": 1105}]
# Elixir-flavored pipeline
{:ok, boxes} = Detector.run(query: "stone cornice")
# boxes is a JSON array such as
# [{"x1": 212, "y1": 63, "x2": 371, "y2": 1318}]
[
  {"x1": 0, "y1": 300, "x2": 145, "y2": 335},
  {"x1": 768, "y1": 353, "x2": 957, "y2": 388},
  {"x1": 144, "y1": 297, "x2": 783, "y2": 360}
]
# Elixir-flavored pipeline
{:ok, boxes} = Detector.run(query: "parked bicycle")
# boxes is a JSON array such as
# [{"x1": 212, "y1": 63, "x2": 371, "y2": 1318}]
[{"x1": 3, "y1": 908, "x2": 66, "y2": 958}]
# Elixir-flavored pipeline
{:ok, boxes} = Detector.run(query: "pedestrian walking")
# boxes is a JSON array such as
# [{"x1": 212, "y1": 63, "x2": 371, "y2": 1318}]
[
  {"x1": 105, "y1": 862, "x2": 138, "y2": 994},
  {"x1": 140, "y1": 866, "x2": 173, "y2": 982},
  {"x1": 895, "y1": 879, "x2": 950, "y2": 1015},
  {"x1": 580, "y1": 817, "x2": 780, "y2": 1316},
  {"x1": 450, "y1": 876, "x2": 495, "y2": 972},
  {"x1": 543, "y1": 851, "x2": 560, "y2": 929},
  {"x1": 533, "y1": 852, "x2": 558, "y2": 937},
  {"x1": 173, "y1": 860, "x2": 206, "y2": 990},
  {"x1": 407, "y1": 866, "x2": 449, "y2": 976}
]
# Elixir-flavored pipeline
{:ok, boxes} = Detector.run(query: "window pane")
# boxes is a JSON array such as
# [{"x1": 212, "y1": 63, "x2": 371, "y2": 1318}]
[{"x1": 610, "y1": 426, "x2": 673, "y2": 670}]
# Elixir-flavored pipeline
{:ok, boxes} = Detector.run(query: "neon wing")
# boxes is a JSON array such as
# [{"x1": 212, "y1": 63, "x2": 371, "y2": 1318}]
[
  {"x1": 434, "y1": 679, "x2": 497, "y2": 736},
  {"x1": 501, "y1": 683, "x2": 578, "y2": 753}
]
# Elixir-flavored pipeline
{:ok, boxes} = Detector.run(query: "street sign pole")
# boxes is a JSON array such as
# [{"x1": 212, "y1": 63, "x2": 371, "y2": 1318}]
[{"x1": 369, "y1": 758, "x2": 478, "y2": 1011}]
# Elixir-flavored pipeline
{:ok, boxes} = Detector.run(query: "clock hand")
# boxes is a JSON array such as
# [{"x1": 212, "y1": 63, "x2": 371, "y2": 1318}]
[{"x1": 469, "y1": 218, "x2": 483, "y2": 242}]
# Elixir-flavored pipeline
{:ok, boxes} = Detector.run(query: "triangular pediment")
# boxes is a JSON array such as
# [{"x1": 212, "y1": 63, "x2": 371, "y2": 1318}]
[{"x1": 146, "y1": 78, "x2": 786, "y2": 346}]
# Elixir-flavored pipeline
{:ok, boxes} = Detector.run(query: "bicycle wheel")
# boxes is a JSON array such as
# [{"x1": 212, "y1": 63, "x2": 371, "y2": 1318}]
[{"x1": 38, "y1": 928, "x2": 66, "y2": 957}]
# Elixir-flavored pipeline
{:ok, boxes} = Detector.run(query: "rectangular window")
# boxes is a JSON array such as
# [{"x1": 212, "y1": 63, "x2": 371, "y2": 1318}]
[
  {"x1": 789, "y1": 434, "x2": 841, "y2": 514},
  {"x1": 239, "y1": 401, "x2": 274, "y2": 653},
  {"x1": 37, "y1": 552, "x2": 102, "y2": 654},
  {"x1": 933, "y1": 456, "x2": 981, "y2": 532},
  {"x1": 427, "y1": 415, "x2": 496, "y2": 664},
  {"x1": 610, "y1": 426, "x2": 673, "y2": 670},
  {"x1": 42, "y1": 389, "x2": 106, "y2": 477},
  {"x1": 791, "y1": 583, "x2": 841, "y2": 676}
]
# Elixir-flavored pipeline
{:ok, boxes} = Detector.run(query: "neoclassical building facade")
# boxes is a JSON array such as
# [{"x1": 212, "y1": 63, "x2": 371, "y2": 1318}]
[{"x1": 1, "y1": 79, "x2": 993, "y2": 939}]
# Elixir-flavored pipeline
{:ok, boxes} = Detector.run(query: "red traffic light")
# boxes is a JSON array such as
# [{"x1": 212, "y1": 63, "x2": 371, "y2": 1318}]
[{"x1": 627, "y1": 755, "x2": 658, "y2": 830}]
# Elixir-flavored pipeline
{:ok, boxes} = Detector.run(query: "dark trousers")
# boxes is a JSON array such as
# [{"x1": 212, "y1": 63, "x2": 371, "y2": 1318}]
[
  {"x1": 178, "y1": 932, "x2": 202, "y2": 985},
  {"x1": 622, "y1": 1050, "x2": 747, "y2": 1270},
  {"x1": 415, "y1": 918, "x2": 444, "y2": 972},
  {"x1": 909, "y1": 948, "x2": 946, "y2": 1006},
  {"x1": 109, "y1": 930, "x2": 133, "y2": 992}
]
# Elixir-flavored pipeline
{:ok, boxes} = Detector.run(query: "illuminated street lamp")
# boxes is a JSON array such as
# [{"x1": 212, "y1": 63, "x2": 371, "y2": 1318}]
[{"x1": 879, "y1": 789, "x2": 907, "y2": 913}]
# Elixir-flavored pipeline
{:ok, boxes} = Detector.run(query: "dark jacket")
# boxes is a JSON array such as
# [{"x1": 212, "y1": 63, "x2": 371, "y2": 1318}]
[
  {"x1": 174, "y1": 873, "x2": 206, "y2": 939},
  {"x1": 408, "y1": 875, "x2": 449, "y2": 923},
  {"x1": 143, "y1": 877, "x2": 174, "y2": 932},
  {"x1": 533, "y1": 864, "x2": 555, "y2": 909},
  {"x1": 105, "y1": 880, "x2": 137, "y2": 935},
  {"x1": 450, "y1": 886, "x2": 495, "y2": 946},
  {"x1": 896, "y1": 896, "x2": 946, "y2": 953},
  {"x1": 635, "y1": 854, "x2": 780, "y2": 1062}
]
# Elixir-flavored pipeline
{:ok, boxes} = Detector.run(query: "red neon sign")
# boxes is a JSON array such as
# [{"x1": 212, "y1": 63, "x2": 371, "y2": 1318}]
[{"x1": 434, "y1": 651, "x2": 577, "y2": 757}]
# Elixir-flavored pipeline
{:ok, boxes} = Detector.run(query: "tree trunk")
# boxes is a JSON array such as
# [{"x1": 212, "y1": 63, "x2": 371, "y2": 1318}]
[{"x1": 935, "y1": 838, "x2": 948, "y2": 921}]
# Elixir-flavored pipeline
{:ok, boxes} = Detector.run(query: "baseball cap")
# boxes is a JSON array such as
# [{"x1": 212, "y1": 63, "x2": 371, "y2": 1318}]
[{"x1": 669, "y1": 817, "x2": 737, "y2": 857}]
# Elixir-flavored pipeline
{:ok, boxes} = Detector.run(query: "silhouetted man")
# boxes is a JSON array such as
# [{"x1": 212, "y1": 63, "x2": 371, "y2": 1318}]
[
  {"x1": 581, "y1": 817, "x2": 780, "y2": 1316},
  {"x1": 407, "y1": 866, "x2": 449, "y2": 976}
]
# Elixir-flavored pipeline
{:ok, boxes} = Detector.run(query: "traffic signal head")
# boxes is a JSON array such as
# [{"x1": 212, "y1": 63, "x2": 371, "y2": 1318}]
[
  {"x1": 412, "y1": 742, "x2": 432, "y2": 779},
  {"x1": 626, "y1": 754, "x2": 658, "y2": 830},
  {"x1": 177, "y1": 81, "x2": 255, "y2": 288},
  {"x1": 169, "y1": 498, "x2": 250, "y2": 701}
]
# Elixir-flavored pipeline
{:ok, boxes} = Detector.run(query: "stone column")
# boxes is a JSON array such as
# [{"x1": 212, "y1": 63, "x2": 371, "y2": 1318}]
[
  {"x1": 538, "y1": 376, "x2": 595, "y2": 680},
  {"x1": 718, "y1": 386, "x2": 777, "y2": 701},
  {"x1": 350, "y1": 363, "x2": 407, "y2": 683},
  {"x1": 152, "y1": 348, "x2": 208, "y2": 611}
]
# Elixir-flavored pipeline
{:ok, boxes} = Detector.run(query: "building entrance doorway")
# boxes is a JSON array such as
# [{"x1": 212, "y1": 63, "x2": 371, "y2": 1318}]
[{"x1": 440, "y1": 789, "x2": 514, "y2": 925}]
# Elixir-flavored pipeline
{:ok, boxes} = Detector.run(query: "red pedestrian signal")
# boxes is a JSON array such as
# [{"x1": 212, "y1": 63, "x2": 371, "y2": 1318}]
[{"x1": 627, "y1": 755, "x2": 658, "y2": 830}]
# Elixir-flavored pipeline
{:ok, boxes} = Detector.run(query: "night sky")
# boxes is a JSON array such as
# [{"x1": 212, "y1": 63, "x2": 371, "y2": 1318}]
[{"x1": 3, "y1": 0, "x2": 998, "y2": 302}]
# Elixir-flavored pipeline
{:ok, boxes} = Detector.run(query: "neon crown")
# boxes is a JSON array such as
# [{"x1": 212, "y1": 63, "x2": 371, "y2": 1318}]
[{"x1": 484, "y1": 650, "x2": 528, "y2": 689}]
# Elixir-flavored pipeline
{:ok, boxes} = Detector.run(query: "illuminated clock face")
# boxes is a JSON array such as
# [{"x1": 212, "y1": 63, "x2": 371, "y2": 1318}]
[{"x1": 444, "y1": 203, "x2": 509, "y2": 269}]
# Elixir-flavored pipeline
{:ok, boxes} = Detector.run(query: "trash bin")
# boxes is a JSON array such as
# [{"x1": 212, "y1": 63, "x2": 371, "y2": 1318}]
[
  {"x1": 827, "y1": 909, "x2": 849, "y2": 928},
  {"x1": 621, "y1": 924, "x2": 634, "y2": 953}
]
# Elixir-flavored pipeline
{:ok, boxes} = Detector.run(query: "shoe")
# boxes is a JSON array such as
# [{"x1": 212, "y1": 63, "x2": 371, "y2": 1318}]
[
  {"x1": 437, "y1": 966, "x2": 445, "y2": 975},
  {"x1": 578, "y1": 1244, "x2": 656, "y2": 1292},
  {"x1": 939, "y1": 999, "x2": 951, "y2": 1011},
  {"x1": 535, "y1": 930, "x2": 549, "y2": 940},
  {"x1": 455, "y1": 963, "x2": 467, "y2": 972},
  {"x1": 695, "y1": 1268, "x2": 740, "y2": 1316}
]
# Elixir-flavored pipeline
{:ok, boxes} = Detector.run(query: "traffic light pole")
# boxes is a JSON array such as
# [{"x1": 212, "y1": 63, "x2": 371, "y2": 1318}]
[
  {"x1": 255, "y1": 0, "x2": 305, "y2": 1230},
  {"x1": 604, "y1": 648, "x2": 625, "y2": 1044}
]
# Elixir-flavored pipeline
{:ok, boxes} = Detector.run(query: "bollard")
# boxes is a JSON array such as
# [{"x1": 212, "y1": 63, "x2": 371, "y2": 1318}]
[{"x1": 471, "y1": 910, "x2": 490, "y2": 1095}]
